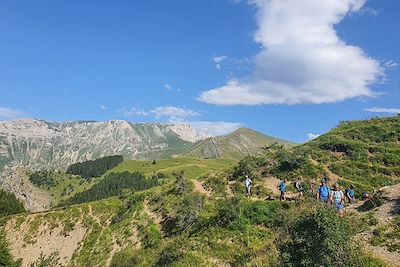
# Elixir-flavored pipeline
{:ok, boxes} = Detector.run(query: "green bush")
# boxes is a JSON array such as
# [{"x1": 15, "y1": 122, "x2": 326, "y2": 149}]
[
  {"x1": 143, "y1": 224, "x2": 162, "y2": 248},
  {"x1": 216, "y1": 196, "x2": 244, "y2": 227},
  {"x1": 175, "y1": 193, "x2": 204, "y2": 233},
  {"x1": 203, "y1": 175, "x2": 227, "y2": 196},
  {"x1": 280, "y1": 204, "x2": 354, "y2": 267},
  {"x1": 157, "y1": 241, "x2": 185, "y2": 266}
]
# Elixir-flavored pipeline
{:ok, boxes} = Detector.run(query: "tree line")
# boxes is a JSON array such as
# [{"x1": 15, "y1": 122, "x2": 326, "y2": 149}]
[
  {"x1": 0, "y1": 189, "x2": 25, "y2": 266},
  {"x1": 0, "y1": 189, "x2": 25, "y2": 218},
  {"x1": 29, "y1": 171, "x2": 56, "y2": 188},
  {"x1": 66, "y1": 155, "x2": 124, "y2": 179},
  {"x1": 62, "y1": 171, "x2": 158, "y2": 205}
]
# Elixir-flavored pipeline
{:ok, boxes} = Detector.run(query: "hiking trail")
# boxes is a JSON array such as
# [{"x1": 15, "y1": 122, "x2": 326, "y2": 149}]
[{"x1": 192, "y1": 179, "x2": 211, "y2": 196}]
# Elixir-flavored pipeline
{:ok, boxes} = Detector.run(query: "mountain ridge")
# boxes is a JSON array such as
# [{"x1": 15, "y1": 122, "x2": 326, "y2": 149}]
[{"x1": 181, "y1": 126, "x2": 294, "y2": 159}]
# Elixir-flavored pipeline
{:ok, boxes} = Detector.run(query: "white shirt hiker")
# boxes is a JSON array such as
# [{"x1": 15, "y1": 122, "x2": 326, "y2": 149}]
[{"x1": 245, "y1": 177, "x2": 252, "y2": 188}]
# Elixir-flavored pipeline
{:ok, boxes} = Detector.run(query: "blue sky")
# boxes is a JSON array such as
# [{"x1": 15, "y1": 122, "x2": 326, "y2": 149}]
[{"x1": 0, "y1": 0, "x2": 399, "y2": 142}]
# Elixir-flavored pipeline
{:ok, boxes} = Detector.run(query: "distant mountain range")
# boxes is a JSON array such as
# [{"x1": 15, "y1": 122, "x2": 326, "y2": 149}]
[{"x1": 0, "y1": 118, "x2": 291, "y2": 172}]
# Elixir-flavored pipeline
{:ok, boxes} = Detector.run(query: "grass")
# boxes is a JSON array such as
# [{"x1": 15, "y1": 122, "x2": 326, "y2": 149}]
[
  {"x1": 109, "y1": 158, "x2": 236, "y2": 179},
  {"x1": 28, "y1": 158, "x2": 235, "y2": 208}
]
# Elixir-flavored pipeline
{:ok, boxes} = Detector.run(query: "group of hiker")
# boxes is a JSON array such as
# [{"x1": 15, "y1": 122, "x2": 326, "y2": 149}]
[{"x1": 243, "y1": 175, "x2": 360, "y2": 217}]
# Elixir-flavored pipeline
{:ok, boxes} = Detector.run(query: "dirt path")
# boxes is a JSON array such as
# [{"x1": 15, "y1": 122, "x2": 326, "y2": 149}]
[
  {"x1": 357, "y1": 231, "x2": 400, "y2": 267},
  {"x1": 192, "y1": 179, "x2": 211, "y2": 196},
  {"x1": 88, "y1": 205, "x2": 102, "y2": 226},
  {"x1": 143, "y1": 199, "x2": 163, "y2": 232},
  {"x1": 310, "y1": 158, "x2": 341, "y2": 185},
  {"x1": 351, "y1": 183, "x2": 400, "y2": 266},
  {"x1": 262, "y1": 176, "x2": 280, "y2": 195},
  {"x1": 262, "y1": 176, "x2": 298, "y2": 200},
  {"x1": 323, "y1": 166, "x2": 340, "y2": 185},
  {"x1": 227, "y1": 181, "x2": 234, "y2": 196}
]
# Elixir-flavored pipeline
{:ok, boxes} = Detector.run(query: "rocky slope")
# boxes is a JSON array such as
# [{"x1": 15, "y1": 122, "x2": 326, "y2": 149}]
[{"x1": 0, "y1": 118, "x2": 208, "y2": 171}]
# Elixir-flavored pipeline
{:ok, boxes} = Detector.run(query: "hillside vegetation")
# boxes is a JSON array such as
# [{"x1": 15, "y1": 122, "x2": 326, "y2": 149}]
[
  {"x1": 1, "y1": 116, "x2": 399, "y2": 266},
  {"x1": 62, "y1": 172, "x2": 158, "y2": 205},
  {"x1": 233, "y1": 116, "x2": 400, "y2": 194},
  {"x1": 110, "y1": 158, "x2": 236, "y2": 179},
  {"x1": 26, "y1": 158, "x2": 236, "y2": 208},
  {"x1": 28, "y1": 170, "x2": 105, "y2": 206}
]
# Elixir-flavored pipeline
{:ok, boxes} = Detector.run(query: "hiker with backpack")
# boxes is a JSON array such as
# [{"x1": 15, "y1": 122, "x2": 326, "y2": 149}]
[
  {"x1": 346, "y1": 185, "x2": 355, "y2": 203},
  {"x1": 295, "y1": 178, "x2": 304, "y2": 198},
  {"x1": 317, "y1": 179, "x2": 331, "y2": 203},
  {"x1": 331, "y1": 183, "x2": 345, "y2": 217},
  {"x1": 278, "y1": 178, "x2": 287, "y2": 201},
  {"x1": 363, "y1": 191, "x2": 376, "y2": 207},
  {"x1": 244, "y1": 175, "x2": 252, "y2": 197}
]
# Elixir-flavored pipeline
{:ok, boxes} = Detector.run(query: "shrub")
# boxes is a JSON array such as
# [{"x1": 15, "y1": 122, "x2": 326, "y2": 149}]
[
  {"x1": 143, "y1": 224, "x2": 162, "y2": 248},
  {"x1": 279, "y1": 204, "x2": 355, "y2": 267},
  {"x1": 203, "y1": 175, "x2": 227, "y2": 196},
  {"x1": 157, "y1": 241, "x2": 184, "y2": 266},
  {"x1": 216, "y1": 196, "x2": 244, "y2": 226},
  {"x1": 175, "y1": 193, "x2": 204, "y2": 232}
]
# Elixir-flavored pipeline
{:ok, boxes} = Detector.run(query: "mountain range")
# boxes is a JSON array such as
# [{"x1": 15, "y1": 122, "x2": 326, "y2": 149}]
[
  {"x1": 0, "y1": 118, "x2": 290, "y2": 172},
  {"x1": 0, "y1": 118, "x2": 290, "y2": 210}
]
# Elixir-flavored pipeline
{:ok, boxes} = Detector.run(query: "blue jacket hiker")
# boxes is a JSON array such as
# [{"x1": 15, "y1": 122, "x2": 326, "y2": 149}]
[
  {"x1": 278, "y1": 178, "x2": 287, "y2": 201},
  {"x1": 346, "y1": 185, "x2": 355, "y2": 203},
  {"x1": 317, "y1": 180, "x2": 330, "y2": 203}
]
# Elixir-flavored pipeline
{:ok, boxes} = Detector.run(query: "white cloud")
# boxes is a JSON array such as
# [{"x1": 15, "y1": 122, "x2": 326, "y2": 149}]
[
  {"x1": 213, "y1": 56, "x2": 227, "y2": 63},
  {"x1": 150, "y1": 106, "x2": 200, "y2": 119},
  {"x1": 307, "y1": 133, "x2": 320, "y2": 140},
  {"x1": 364, "y1": 107, "x2": 400, "y2": 114},
  {"x1": 190, "y1": 121, "x2": 243, "y2": 136},
  {"x1": 124, "y1": 106, "x2": 200, "y2": 122},
  {"x1": 213, "y1": 56, "x2": 228, "y2": 70},
  {"x1": 0, "y1": 107, "x2": 23, "y2": 118},
  {"x1": 124, "y1": 108, "x2": 149, "y2": 117},
  {"x1": 164, "y1": 84, "x2": 173, "y2": 91},
  {"x1": 199, "y1": 0, "x2": 382, "y2": 105},
  {"x1": 383, "y1": 60, "x2": 398, "y2": 69},
  {"x1": 100, "y1": 105, "x2": 108, "y2": 110}
]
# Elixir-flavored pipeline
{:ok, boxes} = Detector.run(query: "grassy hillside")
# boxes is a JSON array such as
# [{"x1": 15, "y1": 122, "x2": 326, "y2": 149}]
[
  {"x1": 2, "y1": 175, "x2": 386, "y2": 266},
  {"x1": 27, "y1": 158, "x2": 236, "y2": 207},
  {"x1": 28, "y1": 171, "x2": 103, "y2": 206},
  {"x1": 110, "y1": 158, "x2": 237, "y2": 179},
  {"x1": 181, "y1": 128, "x2": 293, "y2": 160},
  {"x1": 230, "y1": 116, "x2": 400, "y2": 195}
]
